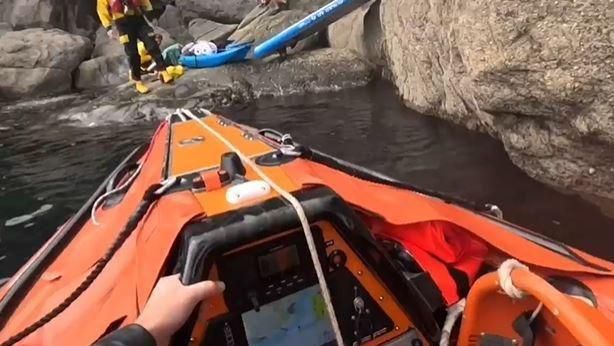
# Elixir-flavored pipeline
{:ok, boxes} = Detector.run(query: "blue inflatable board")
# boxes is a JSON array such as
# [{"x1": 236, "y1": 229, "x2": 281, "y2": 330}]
[
  {"x1": 179, "y1": 43, "x2": 251, "y2": 69},
  {"x1": 253, "y1": 0, "x2": 371, "y2": 59}
]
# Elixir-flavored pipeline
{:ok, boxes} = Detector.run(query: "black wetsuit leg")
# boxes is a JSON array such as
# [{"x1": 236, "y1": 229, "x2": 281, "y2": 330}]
[
  {"x1": 135, "y1": 17, "x2": 167, "y2": 71},
  {"x1": 115, "y1": 16, "x2": 142, "y2": 81}
]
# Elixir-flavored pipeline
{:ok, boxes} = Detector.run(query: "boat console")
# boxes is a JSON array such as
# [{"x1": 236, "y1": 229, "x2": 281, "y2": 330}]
[{"x1": 172, "y1": 186, "x2": 443, "y2": 346}]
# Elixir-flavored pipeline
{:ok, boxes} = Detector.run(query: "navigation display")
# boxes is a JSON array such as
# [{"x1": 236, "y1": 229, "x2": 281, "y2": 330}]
[
  {"x1": 241, "y1": 285, "x2": 336, "y2": 346},
  {"x1": 257, "y1": 245, "x2": 300, "y2": 279}
]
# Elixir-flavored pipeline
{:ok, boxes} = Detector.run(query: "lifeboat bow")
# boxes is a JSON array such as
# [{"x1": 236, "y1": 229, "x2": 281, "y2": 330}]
[{"x1": 1, "y1": 108, "x2": 613, "y2": 346}]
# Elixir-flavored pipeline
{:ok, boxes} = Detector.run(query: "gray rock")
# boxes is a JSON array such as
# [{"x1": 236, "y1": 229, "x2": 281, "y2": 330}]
[
  {"x1": 229, "y1": 8, "x2": 319, "y2": 54},
  {"x1": 157, "y1": 5, "x2": 193, "y2": 44},
  {"x1": 327, "y1": 0, "x2": 383, "y2": 64},
  {"x1": 75, "y1": 55, "x2": 130, "y2": 90},
  {"x1": 92, "y1": 27, "x2": 124, "y2": 58},
  {"x1": 0, "y1": 22, "x2": 11, "y2": 37},
  {"x1": 171, "y1": 48, "x2": 373, "y2": 99},
  {"x1": 0, "y1": 67, "x2": 70, "y2": 100},
  {"x1": 154, "y1": 26, "x2": 177, "y2": 50},
  {"x1": 60, "y1": 48, "x2": 374, "y2": 126},
  {"x1": 1, "y1": 3, "x2": 11, "y2": 24},
  {"x1": 188, "y1": 18, "x2": 237, "y2": 42},
  {"x1": 92, "y1": 25, "x2": 176, "y2": 58},
  {"x1": 4, "y1": 0, "x2": 99, "y2": 37},
  {"x1": 327, "y1": 0, "x2": 614, "y2": 200},
  {"x1": 151, "y1": 0, "x2": 172, "y2": 11},
  {"x1": 176, "y1": 0, "x2": 254, "y2": 24},
  {"x1": 158, "y1": 5, "x2": 183, "y2": 28},
  {"x1": 236, "y1": 48, "x2": 374, "y2": 97},
  {"x1": 0, "y1": 28, "x2": 92, "y2": 100},
  {"x1": 0, "y1": 28, "x2": 92, "y2": 70},
  {"x1": 286, "y1": 0, "x2": 331, "y2": 12}
]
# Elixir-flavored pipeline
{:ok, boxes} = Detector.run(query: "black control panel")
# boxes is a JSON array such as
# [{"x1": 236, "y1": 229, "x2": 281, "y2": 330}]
[
  {"x1": 217, "y1": 228, "x2": 326, "y2": 315},
  {"x1": 200, "y1": 226, "x2": 394, "y2": 346}
]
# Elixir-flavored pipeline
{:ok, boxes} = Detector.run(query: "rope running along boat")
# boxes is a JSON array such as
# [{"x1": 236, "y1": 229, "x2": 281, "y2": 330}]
[{"x1": 1, "y1": 109, "x2": 613, "y2": 346}]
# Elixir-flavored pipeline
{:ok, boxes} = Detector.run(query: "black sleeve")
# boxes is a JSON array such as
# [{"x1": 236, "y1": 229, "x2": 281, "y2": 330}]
[{"x1": 92, "y1": 324, "x2": 157, "y2": 346}]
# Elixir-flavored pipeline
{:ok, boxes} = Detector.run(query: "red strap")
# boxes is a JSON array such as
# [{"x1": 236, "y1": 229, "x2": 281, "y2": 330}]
[{"x1": 201, "y1": 171, "x2": 223, "y2": 191}]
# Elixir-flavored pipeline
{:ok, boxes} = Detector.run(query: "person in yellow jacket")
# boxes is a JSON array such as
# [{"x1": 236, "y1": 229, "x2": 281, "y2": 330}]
[{"x1": 97, "y1": 0, "x2": 173, "y2": 94}]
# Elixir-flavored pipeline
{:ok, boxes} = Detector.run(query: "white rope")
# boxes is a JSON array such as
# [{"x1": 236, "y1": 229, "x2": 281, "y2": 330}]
[
  {"x1": 497, "y1": 259, "x2": 528, "y2": 299},
  {"x1": 497, "y1": 259, "x2": 544, "y2": 325},
  {"x1": 528, "y1": 302, "x2": 543, "y2": 324},
  {"x1": 439, "y1": 298, "x2": 466, "y2": 346},
  {"x1": 91, "y1": 164, "x2": 142, "y2": 226},
  {"x1": 180, "y1": 109, "x2": 345, "y2": 346},
  {"x1": 174, "y1": 109, "x2": 187, "y2": 122}
]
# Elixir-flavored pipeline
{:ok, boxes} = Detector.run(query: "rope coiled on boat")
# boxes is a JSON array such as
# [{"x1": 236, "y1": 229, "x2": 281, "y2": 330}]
[{"x1": 0, "y1": 183, "x2": 168, "y2": 346}]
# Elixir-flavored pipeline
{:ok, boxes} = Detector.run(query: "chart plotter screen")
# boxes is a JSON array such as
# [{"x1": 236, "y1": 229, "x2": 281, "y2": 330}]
[{"x1": 241, "y1": 285, "x2": 337, "y2": 346}]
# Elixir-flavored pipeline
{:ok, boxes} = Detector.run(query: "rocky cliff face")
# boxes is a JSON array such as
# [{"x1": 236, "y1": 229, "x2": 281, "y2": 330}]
[
  {"x1": 0, "y1": 29, "x2": 92, "y2": 99},
  {"x1": 176, "y1": 0, "x2": 254, "y2": 24},
  {"x1": 4, "y1": 0, "x2": 612, "y2": 203},
  {"x1": 1, "y1": 0, "x2": 99, "y2": 37},
  {"x1": 330, "y1": 0, "x2": 614, "y2": 200},
  {"x1": 62, "y1": 48, "x2": 375, "y2": 126}
]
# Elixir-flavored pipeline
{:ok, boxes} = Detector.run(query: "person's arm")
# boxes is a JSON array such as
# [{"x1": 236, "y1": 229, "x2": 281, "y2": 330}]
[
  {"x1": 93, "y1": 275, "x2": 225, "y2": 346},
  {"x1": 93, "y1": 324, "x2": 156, "y2": 346},
  {"x1": 96, "y1": 0, "x2": 113, "y2": 31}
]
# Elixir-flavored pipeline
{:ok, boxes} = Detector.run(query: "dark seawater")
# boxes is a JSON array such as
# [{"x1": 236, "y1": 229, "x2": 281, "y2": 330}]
[{"x1": 1, "y1": 81, "x2": 613, "y2": 277}]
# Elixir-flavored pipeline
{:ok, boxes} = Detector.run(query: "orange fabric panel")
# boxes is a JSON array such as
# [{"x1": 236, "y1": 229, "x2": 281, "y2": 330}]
[
  {"x1": 0, "y1": 123, "x2": 168, "y2": 340},
  {"x1": 135, "y1": 191, "x2": 204, "y2": 311},
  {"x1": 0, "y1": 123, "x2": 201, "y2": 344},
  {"x1": 169, "y1": 117, "x2": 272, "y2": 177}
]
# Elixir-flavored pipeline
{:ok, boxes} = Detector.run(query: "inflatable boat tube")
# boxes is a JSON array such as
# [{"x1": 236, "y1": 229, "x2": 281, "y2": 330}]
[
  {"x1": 179, "y1": 43, "x2": 252, "y2": 69},
  {"x1": 253, "y1": 0, "x2": 371, "y2": 59}
]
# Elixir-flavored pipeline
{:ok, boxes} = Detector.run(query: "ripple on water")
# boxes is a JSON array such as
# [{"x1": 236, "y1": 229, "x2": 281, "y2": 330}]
[
  {"x1": 1, "y1": 81, "x2": 614, "y2": 278},
  {"x1": 5, "y1": 204, "x2": 54, "y2": 227}
]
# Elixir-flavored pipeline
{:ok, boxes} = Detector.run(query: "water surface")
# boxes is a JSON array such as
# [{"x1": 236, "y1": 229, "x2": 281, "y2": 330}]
[{"x1": 1, "y1": 82, "x2": 613, "y2": 277}]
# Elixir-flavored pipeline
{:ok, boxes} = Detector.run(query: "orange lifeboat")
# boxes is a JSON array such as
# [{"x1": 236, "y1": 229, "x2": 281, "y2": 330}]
[{"x1": 1, "y1": 109, "x2": 613, "y2": 346}]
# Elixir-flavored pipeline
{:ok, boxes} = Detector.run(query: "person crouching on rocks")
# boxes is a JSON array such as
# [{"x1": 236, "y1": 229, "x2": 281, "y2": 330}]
[{"x1": 97, "y1": 0, "x2": 173, "y2": 94}]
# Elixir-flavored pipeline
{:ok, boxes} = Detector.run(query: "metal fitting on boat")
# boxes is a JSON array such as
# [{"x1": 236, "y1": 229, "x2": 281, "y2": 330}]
[
  {"x1": 154, "y1": 176, "x2": 178, "y2": 195},
  {"x1": 485, "y1": 204, "x2": 503, "y2": 219}
]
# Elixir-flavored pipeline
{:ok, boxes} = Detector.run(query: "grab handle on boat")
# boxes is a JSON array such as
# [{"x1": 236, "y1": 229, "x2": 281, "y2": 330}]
[{"x1": 457, "y1": 262, "x2": 613, "y2": 346}]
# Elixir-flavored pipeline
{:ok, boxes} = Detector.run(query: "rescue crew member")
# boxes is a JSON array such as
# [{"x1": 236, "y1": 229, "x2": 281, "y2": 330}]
[
  {"x1": 94, "y1": 274, "x2": 226, "y2": 345},
  {"x1": 97, "y1": 0, "x2": 173, "y2": 94}
]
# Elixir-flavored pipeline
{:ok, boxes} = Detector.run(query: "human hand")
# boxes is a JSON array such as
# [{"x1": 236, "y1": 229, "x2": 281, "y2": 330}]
[
  {"x1": 107, "y1": 29, "x2": 116, "y2": 39},
  {"x1": 135, "y1": 274, "x2": 226, "y2": 346}
]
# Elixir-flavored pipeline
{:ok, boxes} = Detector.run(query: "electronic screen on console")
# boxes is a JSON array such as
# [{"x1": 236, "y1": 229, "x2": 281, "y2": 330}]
[
  {"x1": 257, "y1": 245, "x2": 301, "y2": 279},
  {"x1": 241, "y1": 285, "x2": 336, "y2": 346}
]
